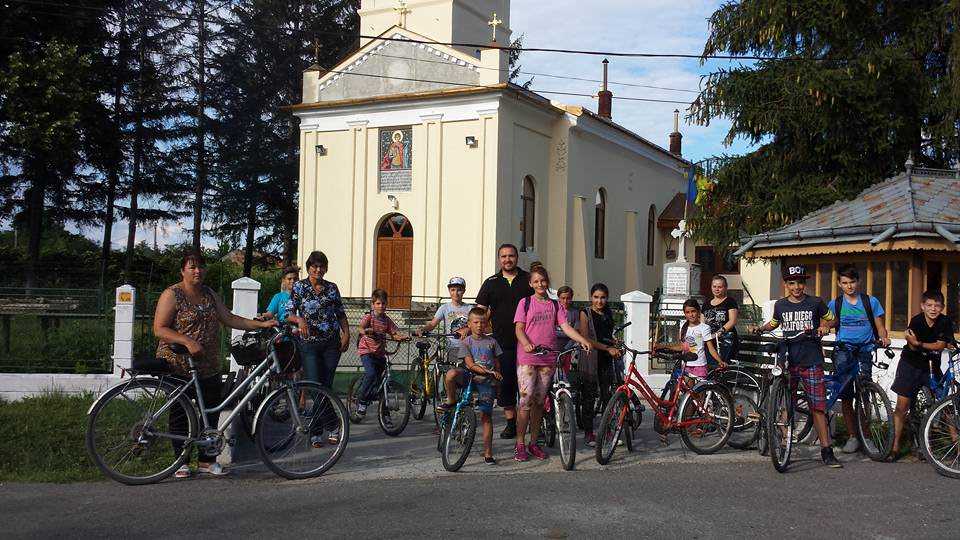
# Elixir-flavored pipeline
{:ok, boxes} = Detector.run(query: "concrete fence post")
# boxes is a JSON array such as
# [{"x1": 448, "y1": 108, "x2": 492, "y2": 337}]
[
  {"x1": 229, "y1": 277, "x2": 261, "y2": 371},
  {"x1": 113, "y1": 285, "x2": 136, "y2": 376},
  {"x1": 620, "y1": 290, "x2": 669, "y2": 389}
]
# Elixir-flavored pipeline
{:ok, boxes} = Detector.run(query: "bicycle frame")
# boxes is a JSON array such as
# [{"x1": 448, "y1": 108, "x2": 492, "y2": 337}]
[
  {"x1": 928, "y1": 348, "x2": 959, "y2": 401},
  {"x1": 618, "y1": 348, "x2": 703, "y2": 430},
  {"x1": 822, "y1": 345, "x2": 889, "y2": 411}
]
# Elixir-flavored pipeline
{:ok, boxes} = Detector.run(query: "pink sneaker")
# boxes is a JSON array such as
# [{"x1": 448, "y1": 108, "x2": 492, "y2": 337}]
[
  {"x1": 528, "y1": 443, "x2": 548, "y2": 460},
  {"x1": 514, "y1": 443, "x2": 529, "y2": 462}
]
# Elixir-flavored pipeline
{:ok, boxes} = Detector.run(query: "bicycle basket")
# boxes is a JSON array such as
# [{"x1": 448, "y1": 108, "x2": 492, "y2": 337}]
[{"x1": 230, "y1": 331, "x2": 268, "y2": 366}]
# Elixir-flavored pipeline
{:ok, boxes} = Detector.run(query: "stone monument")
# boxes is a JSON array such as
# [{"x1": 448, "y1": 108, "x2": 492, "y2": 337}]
[{"x1": 656, "y1": 220, "x2": 701, "y2": 347}]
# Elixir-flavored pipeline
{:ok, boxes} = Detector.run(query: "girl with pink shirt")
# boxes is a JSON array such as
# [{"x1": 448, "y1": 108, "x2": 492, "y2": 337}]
[{"x1": 513, "y1": 266, "x2": 591, "y2": 462}]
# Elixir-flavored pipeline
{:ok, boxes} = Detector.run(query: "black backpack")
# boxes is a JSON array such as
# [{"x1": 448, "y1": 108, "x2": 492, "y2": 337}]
[{"x1": 833, "y1": 293, "x2": 879, "y2": 341}]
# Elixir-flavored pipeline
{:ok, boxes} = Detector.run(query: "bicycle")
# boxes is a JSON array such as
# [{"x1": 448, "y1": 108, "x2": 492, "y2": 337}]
[
  {"x1": 920, "y1": 343, "x2": 960, "y2": 477},
  {"x1": 595, "y1": 322, "x2": 734, "y2": 465},
  {"x1": 408, "y1": 332, "x2": 459, "y2": 426},
  {"x1": 532, "y1": 345, "x2": 580, "y2": 470},
  {"x1": 707, "y1": 360, "x2": 762, "y2": 450},
  {"x1": 227, "y1": 325, "x2": 300, "y2": 440},
  {"x1": 85, "y1": 322, "x2": 349, "y2": 484},
  {"x1": 436, "y1": 371, "x2": 490, "y2": 472},
  {"x1": 346, "y1": 336, "x2": 412, "y2": 437}
]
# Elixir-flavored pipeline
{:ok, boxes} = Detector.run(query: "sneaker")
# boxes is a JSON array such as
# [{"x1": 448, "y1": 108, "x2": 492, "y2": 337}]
[
  {"x1": 174, "y1": 465, "x2": 191, "y2": 479},
  {"x1": 357, "y1": 403, "x2": 367, "y2": 416},
  {"x1": 500, "y1": 421, "x2": 517, "y2": 439},
  {"x1": 841, "y1": 437, "x2": 860, "y2": 454},
  {"x1": 311, "y1": 435, "x2": 325, "y2": 448},
  {"x1": 436, "y1": 402, "x2": 454, "y2": 413},
  {"x1": 528, "y1": 443, "x2": 548, "y2": 460},
  {"x1": 327, "y1": 429, "x2": 340, "y2": 445},
  {"x1": 585, "y1": 432, "x2": 596, "y2": 447},
  {"x1": 514, "y1": 443, "x2": 529, "y2": 462},
  {"x1": 197, "y1": 462, "x2": 229, "y2": 476},
  {"x1": 821, "y1": 447, "x2": 843, "y2": 468},
  {"x1": 382, "y1": 413, "x2": 394, "y2": 429},
  {"x1": 484, "y1": 456, "x2": 497, "y2": 466}
]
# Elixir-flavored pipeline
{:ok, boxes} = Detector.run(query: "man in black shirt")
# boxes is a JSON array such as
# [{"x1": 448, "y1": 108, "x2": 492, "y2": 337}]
[
  {"x1": 891, "y1": 290, "x2": 954, "y2": 460},
  {"x1": 476, "y1": 244, "x2": 533, "y2": 439}
]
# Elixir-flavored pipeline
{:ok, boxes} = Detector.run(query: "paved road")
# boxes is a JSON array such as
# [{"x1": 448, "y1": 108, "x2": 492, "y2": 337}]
[{"x1": 3, "y1": 411, "x2": 957, "y2": 538}]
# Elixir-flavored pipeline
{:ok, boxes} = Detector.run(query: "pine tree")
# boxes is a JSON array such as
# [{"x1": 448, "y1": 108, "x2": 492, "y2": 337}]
[{"x1": 690, "y1": 0, "x2": 959, "y2": 250}]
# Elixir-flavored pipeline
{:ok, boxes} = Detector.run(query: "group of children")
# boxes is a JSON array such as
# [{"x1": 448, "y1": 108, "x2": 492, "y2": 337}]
[{"x1": 345, "y1": 258, "x2": 956, "y2": 467}]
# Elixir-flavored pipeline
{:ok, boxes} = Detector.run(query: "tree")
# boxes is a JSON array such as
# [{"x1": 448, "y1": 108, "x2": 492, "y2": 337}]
[
  {"x1": 0, "y1": 41, "x2": 96, "y2": 287},
  {"x1": 689, "y1": 1, "x2": 960, "y2": 250}
]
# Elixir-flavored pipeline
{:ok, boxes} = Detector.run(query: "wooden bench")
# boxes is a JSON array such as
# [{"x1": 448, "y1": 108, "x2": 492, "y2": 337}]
[
  {"x1": 0, "y1": 296, "x2": 82, "y2": 353},
  {"x1": 736, "y1": 334, "x2": 842, "y2": 373}
]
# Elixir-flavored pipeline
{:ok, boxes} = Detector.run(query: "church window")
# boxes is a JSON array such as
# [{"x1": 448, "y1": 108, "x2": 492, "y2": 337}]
[
  {"x1": 521, "y1": 176, "x2": 536, "y2": 252},
  {"x1": 646, "y1": 204, "x2": 656, "y2": 266},
  {"x1": 594, "y1": 188, "x2": 606, "y2": 259}
]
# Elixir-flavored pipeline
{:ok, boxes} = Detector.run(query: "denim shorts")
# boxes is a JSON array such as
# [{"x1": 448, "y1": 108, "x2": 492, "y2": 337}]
[
  {"x1": 832, "y1": 343, "x2": 873, "y2": 400},
  {"x1": 452, "y1": 368, "x2": 496, "y2": 415}
]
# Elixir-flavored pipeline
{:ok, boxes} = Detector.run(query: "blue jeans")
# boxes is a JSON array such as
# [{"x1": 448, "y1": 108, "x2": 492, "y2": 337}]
[
  {"x1": 833, "y1": 343, "x2": 873, "y2": 400},
  {"x1": 359, "y1": 354, "x2": 386, "y2": 405},
  {"x1": 300, "y1": 337, "x2": 341, "y2": 388},
  {"x1": 299, "y1": 337, "x2": 342, "y2": 431}
]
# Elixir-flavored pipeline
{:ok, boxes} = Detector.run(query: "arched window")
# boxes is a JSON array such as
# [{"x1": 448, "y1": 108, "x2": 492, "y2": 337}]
[
  {"x1": 521, "y1": 176, "x2": 535, "y2": 252},
  {"x1": 594, "y1": 188, "x2": 606, "y2": 259},
  {"x1": 646, "y1": 204, "x2": 656, "y2": 266}
]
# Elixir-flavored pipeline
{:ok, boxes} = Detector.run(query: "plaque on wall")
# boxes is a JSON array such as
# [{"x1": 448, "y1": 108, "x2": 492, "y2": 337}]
[{"x1": 378, "y1": 127, "x2": 412, "y2": 192}]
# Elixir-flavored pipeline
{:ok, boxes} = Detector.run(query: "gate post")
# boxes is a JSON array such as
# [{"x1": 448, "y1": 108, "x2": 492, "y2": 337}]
[
  {"x1": 113, "y1": 285, "x2": 136, "y2": 376},
  {"x1": 229, "y1": 277, "x2": 261, "y2": 372}
]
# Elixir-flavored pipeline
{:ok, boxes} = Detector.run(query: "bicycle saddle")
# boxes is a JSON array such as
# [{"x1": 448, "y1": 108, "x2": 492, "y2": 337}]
[
  {"x1": 415, "y1": 341, "x2": 431, "y2": 351},
  {"x1": 129, "y1": 352, "x2": 174, "y2": 375}
]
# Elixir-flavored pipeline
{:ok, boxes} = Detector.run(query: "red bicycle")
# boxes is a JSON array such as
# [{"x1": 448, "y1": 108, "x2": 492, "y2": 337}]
[{"x1": 595, "y1": 322, "x2": 734, "y2": 464}]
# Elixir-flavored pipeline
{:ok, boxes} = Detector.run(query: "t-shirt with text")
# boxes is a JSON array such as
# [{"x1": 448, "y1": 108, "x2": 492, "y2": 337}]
[
  {"x1": 514, "y1": 296, "x2": 568, "y2": 367},
  {"x1": 827, "y1": 295, "x2": 884, "y2": 346},
  {"x1": 681, "y1": 322, "x2": 714, "y2": 367},
  {"x1": 434, "y1": 302, "x2": 472, "y2": 350},
  {"x1": 771, "y1": 295, "x2": 832, "y2": 367},
  {"x1": 458, "y1": 334, "x2": 502, "y2": 370},
  {"x1": 357, "y1": 312, "x2": 399, "y2": 358}
]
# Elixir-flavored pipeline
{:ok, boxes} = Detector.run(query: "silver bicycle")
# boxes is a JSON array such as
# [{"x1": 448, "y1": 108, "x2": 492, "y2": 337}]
[{"x1": 85, "y1": 322, "x2": 349, "y2": 485}]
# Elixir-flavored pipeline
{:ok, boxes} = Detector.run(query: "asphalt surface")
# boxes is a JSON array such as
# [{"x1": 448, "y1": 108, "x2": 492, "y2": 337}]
[{"x1": 3, "y1": 409, "x2": 957, "y2": 539}]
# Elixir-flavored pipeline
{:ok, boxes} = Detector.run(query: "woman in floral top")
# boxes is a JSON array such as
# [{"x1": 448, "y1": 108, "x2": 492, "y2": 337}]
[{"x1": 286, "y1": 250, "x2": 350, "y2": 446}]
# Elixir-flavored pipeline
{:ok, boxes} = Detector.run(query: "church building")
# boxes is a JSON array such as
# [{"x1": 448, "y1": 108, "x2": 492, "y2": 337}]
[{"x1": 290, "y1": 0, "x2": 692, "y2": 306}]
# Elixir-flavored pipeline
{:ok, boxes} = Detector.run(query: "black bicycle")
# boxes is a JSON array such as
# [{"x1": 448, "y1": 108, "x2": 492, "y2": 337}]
[{"x1": 346, "y1": 336, "x2": 412, "y2": 436}]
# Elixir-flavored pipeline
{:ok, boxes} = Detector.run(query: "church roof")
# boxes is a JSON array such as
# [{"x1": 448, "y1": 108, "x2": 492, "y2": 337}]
[{"x1": 739, "y1": 167, "x2": 960, "y2": 257}]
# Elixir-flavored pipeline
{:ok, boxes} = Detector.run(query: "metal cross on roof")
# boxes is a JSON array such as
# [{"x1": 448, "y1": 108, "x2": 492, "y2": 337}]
[
  {"x1": 394, "y1": 0, "x2": 411, "y2": 28},
  {"x1": 488, "y1": 12, "x2": 503, "y2": 42}
]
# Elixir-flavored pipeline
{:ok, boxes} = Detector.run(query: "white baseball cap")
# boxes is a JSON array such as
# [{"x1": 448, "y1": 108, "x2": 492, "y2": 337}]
[{"x1": 447, "y1": 276, "x2": 466, "y2": 288}]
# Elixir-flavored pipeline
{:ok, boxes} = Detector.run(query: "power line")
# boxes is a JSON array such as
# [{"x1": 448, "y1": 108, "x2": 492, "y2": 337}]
[{"x1": 4, "y1": 0, "x2": 815, "y2": 62}]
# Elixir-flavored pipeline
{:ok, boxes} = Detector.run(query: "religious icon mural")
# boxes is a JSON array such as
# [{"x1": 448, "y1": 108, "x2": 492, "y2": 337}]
[{"x1": 378, "y1": 127, "x2": 413, "y2": 191}]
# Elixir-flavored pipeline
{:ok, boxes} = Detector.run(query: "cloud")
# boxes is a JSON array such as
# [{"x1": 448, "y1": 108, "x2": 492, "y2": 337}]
[{"x1": 510, "y1": 0, "x2": 755, "y2": 162}]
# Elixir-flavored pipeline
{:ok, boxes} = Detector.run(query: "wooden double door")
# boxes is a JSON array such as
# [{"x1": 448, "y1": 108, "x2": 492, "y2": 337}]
[{"x1": 375, "y1": 214, "x2": 413, "y2": 309}]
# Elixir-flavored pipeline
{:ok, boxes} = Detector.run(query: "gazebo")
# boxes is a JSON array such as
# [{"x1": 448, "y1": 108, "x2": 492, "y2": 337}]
[{"x1": 737, "y1": 165, "x2": 960, "y2": 335}]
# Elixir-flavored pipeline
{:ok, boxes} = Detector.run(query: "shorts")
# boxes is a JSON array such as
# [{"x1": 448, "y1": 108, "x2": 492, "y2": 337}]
[
  {"x1": 451, "y1": 368, "x2": 496, "y2": 415},
  {"x1": 832, "y1": 343, "x2": 874, "y2": 400},
  {"x1": 497, "y1": 347, "x2": 518, "y2": 408},
  {"x1": 790, "y1": 365, "x2": 827, "y2": 413},
  {"x1": 891, "y1": 360, "x2": 932, "y2": 398},
  {"x1": 517, "y1": 364, "x2": 555, "y2": 411},
  {"x1": 684, "y1": 365, "x2": 708, "y2": 378}
]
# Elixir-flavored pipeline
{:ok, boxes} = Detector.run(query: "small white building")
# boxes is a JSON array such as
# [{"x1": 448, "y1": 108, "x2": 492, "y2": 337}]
[{"x1": 291, "y1": 0, "x2": 691, "y2": 306}]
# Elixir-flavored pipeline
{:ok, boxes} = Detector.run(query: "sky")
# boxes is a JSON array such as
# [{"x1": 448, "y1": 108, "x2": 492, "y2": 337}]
[{"x1": 71, "y1": 0, "x2": 756, "y2": 250}]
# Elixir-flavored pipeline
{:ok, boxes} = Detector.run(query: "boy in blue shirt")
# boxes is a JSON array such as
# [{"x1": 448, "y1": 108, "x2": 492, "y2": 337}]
[{"x1": 827, "y1": 265, "x2": 891, "y2": 454}]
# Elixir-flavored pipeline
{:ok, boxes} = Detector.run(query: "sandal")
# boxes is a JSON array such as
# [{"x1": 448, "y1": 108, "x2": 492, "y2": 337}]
[
  {"x1": 197, "y1": 462, "x2": 228, "y2": 476},
  {"x1": 174, "y1": 465, "x2": 191, "y2": 479}
]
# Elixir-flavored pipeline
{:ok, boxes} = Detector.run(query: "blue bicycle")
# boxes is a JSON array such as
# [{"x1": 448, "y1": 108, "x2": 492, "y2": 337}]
[
  {"x1": 919, "y1": 343, "x2": 960, "y2": 478},
  {"x1": 437, "y1": 372, "x2": 490, "y2": 472},
  {"x1": 793, "y1": 342, "x2": 895, "y2": 461}
]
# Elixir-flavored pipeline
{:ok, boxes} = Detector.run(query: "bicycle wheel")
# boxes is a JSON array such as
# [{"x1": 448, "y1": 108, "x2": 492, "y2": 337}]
[
  {"x1": 432, "y1": 368, "x2": 448, "y2": 428},
  {"x1": 756, "y1": 392, "x2": 769, "y2": 456},
  {"x1": 255, "y1": 381, "x2": 349, "y2": 480},
  {"x1": 767, "y1": 377, "x2": 794, "y2": 473},
  {"x1": 921, "y1": 394, "x2": 960, "y2": 479},
  {"x1": 542, "y1": 404, "x2": 557, "y2": 448},
  {"x1": 910, "y1": 387, "x2": 935, "y2": 443},
  {"x1": 856, "y1": 381, "x2": 894, "y2": 461},
  {"x1": 727, "y1": 392, "x2": 760, "y2": 450},
  {"x1": 346, "y1": 375, "x2": 363, "y2": 424},
  {"x1": 441, "y1": 406, "x2": 477, "y2": 472},
  {"x1": 595, "y1": 390, "x2": 628, "y2": 465},
  {"x1": 379, "y1": 380, "x2": 411, "y2": 436},
  {"x1": 409, "y1": 359, "x2": 428, "y2": 421},
  {"x1": 556, "y1": 392, "x2": 577, "y2": 470},
  {"x1": 793, "y1": 393, "x2": 813, "y2": 443},
  {"x1": 678, "y1": 384, "x2": 734, "y2": 454},
  {"x1": 86, "y1": 377, "x2": 197, "y2": 485},
  {"x1": 238, "y1": 371, "x2": 277, "y2": 440}
]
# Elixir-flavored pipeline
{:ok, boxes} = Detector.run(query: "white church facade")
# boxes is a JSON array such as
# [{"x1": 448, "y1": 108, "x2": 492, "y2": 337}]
[{"x1": 291, "y1": 0, "x2": 692, "y2": 306}]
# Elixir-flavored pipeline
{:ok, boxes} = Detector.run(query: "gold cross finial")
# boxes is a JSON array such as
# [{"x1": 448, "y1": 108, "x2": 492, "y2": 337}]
[
  {"x1": 394, "y1": 0, "x2": 411, "y2": 27},
  {"x1": 487, "y1": 12, "x2": 503, "y2": 42}
]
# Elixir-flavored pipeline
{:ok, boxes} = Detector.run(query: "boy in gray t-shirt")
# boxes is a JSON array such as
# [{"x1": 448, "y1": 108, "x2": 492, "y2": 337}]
[{"x1": 417, "y1": 277, "x2": 472, "y2": 363}]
